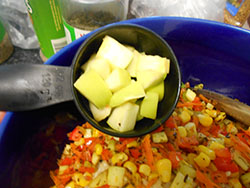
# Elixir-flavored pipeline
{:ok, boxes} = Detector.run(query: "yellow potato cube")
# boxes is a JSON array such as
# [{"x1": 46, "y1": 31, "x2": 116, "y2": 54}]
[
  {"x1": 139, "y1": 164, "x2": 151, "y2": 176},
  {"x1": 107, "y1": 166, "x2": 125, "y2": 187},
  {"x1": 178, "y1": 126, "x2": 187, "y2": 137},
  {"x1": 179, "y1": 110, "x2": 191, "y2": 123},
  {"x1": 198, "y1": 145, "x2": 216, "y2": 160},
  {"x1": 156, "y1": 158, "x2": 172, "y2": 183},
  {"x1": 185, "y1": 89, "x2": 196, "y2": 102},
  {"x1": 194, "y1": 152, "x2": 211, "y2": 168},
  {"x1": 209, "y1": 141, "x2": 225, "y2": 150}
]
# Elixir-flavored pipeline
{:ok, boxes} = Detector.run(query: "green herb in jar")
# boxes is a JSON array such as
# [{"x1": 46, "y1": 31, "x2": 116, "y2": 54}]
[{"x1": 67, "y1": 11, "x2": 118, "y2": 31}]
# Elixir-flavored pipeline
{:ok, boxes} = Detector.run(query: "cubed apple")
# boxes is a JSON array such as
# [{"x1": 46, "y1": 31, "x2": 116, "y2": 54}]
[
  {"x1": 146, "y1": 81, "x2": 164, "y2": 101},
  {"x1": 89, "y1": 102, "x2": 111, "y2": 122},
  {"x1": 109, "y1": 81, "x2": 145, "y2": 107},
  {"x1": 96, "y1": 35, "x2": 133, "y2": 69},
  {"x1": 135, "y1": 100, "x2": 144, "y2": 121},
  {"x1": 105, "y1": 68, "x2": 131, "y2": 92},
  {"x1": 74, "y1": 70, "x2": 112, "y2": 109},
  {"x1": 136, "y1": 70, "x2": 165, "y2": 89},
  {"x1": 80, "y1": 55, "x2": 111, "y2": 80},
  {"x1": 126, "y1": 49, "x2": 141, "y2": 77},
  {"x1": 140, "y1": 91, "x2": 159, "y2": 119},
  {"x1": 137, "y1": 54, "x2": 170, "y2": 76},
  {"x1": 124, "y1": 44, "x2": 135, "y2": 52},
  {"x1": 107, "y1": 102, "x2": 139, "y2": 132},
  {"x1": 80, "y1": 53, "x2": 97, "y2": 71}
]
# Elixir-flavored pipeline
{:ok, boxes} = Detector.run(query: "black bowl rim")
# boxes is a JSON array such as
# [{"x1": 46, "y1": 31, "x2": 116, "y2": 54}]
[{"x1": 70, "y1": 23, "x2": 181, "y2": 137}]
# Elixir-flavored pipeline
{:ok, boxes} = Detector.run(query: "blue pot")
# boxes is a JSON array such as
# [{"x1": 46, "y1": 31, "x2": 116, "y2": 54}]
[{"x1": 0, "y1": 17, "x2": 249, "y2": 187}]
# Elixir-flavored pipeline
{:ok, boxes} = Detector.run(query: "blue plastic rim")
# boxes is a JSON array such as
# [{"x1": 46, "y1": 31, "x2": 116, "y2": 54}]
[
  {"x1": 2, "y1": 16, "x2": 250, "y2": 135},
  {"x1": 0, "y1": 17, "x2": 250, "y2": 186}
]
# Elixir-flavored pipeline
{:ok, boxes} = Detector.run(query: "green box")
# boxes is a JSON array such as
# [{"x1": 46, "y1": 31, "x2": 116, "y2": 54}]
[{"x1": 25, "y1": 0, "x2": 67, "y2": 58}]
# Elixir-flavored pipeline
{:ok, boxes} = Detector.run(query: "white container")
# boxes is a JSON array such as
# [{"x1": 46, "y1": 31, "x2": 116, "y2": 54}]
[{"x1": 59, "y1": 0, "x2": 129, "y2": 44}]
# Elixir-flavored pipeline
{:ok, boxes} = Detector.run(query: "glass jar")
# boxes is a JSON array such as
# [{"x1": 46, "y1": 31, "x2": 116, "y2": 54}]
[
  {"x1": 224, "y1": 0, "x2": 250, "y2": 27},
  {"x1": 59, "y1": 0, "x2": 129, "y2": 44}
]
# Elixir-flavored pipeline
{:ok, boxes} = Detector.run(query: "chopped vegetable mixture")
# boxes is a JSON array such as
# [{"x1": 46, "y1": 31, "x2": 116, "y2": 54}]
[{"x1": 50, "y1": 83, "x2": 250, "y2": 188}]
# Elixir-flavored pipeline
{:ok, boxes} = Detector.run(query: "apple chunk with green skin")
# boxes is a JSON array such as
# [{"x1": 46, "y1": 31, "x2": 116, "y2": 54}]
[
  {"x1": 135, "y1": 100, "x2": 144, "y2": 121},
  {"x1": 105, "y1": 68, "x2": 131, "y2": 92},
  {"x1": 80, "y1": 54, "x2": 111, "y2": 80},
  {"x1": 89, "y1": 102, "x2": 111, "y2": 122},
  {"x1": 107, "y1": 102, "x2": 139, "y2": 132},
  {"x1": 74, "y1": 69, "x2": 112, "y2": 109},
  {"x1": 140, "y1": 91, "x2": 159, "y2": 119},
  {"x1": 146, "y1": 81, "x2": 164, "y2": 101},
  {"x1": 109, "y1": 81, "x2": 145, "y2": 107},
  {"x1": 136, "y1": 70, "x2": 165, "y2": 90},
  {"x1": 96, "y1": 35, "x2": 134, "y2": 69}
]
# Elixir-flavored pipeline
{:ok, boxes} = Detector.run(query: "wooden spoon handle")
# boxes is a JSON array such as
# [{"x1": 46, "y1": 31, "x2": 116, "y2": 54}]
[{"x1": 194, "y1": 89, "x2": 250, "y2": 127}]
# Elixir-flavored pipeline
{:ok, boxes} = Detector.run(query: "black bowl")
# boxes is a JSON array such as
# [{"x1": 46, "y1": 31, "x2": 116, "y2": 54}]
[{"x1": 71, "y1": 24, "x2": 181, "y2": 137}]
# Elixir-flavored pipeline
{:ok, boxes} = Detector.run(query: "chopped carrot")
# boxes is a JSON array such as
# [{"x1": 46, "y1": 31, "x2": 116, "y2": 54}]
[
  {"x1": 142, "y1": 134, "x2": 155, "y2": 171},
  {"x1": 116, "y1": 137, "x2": 137, "y2": 151},
  {"x1": 146, "y1": 177, "x2": 158, "y2": 188},
  {"x1": 211, "y1": 171, "x2": 228, "y2": 184},
  {"x1": 231, "y1": 135, "x2": 250, "y2": 162},
  {"x1": 101, "y1": 149, "x2": 113, "y2": 161},
  {"x1": 151, "y1": 143, "x2": 168, "y2": 158},
  {"x1": 199, "y1": 94, "x2": 210, "y2": 103},
  {"x1": 166, "y1": 143, "x2": 176, "y2": 151},
  {"x1": 129, "y1": 148, "x2": 142, "y2": 159},
  {"x1": 177, "y1": 135, "x2": 199, "y2": 151},
  {"x1": 196, "y1": 169, "x2": 222, "y2": 188},
  {"x1": 214, "y1": 148, "x2": 231, "y2": 159},
  {"x1": 84, "y1": 175, "x2": 92, "y2": 181},
  {"x1": 165, "y1": 116, "x2": 177, "y2": 128},
  {"x1": 168, "y1": 151, "x2": 183, "y2": 169},
  {"x1": 209, "y1": 124, "x2": 221, "y2": 137},
  {"x1": 82, "y1": 150, "x2": 92, "y2": 161},
  {"x1": 244, "y1": 127, "x2": 250, "y2": 137},
  {"x1": 79, "y1": 166, "x2": 95, "y2": 173},
  {"x1": 97, "y1": 185, "x2": 110, "y2": 188},
  {"x1": 237, "y1": 133, "x2": 250, "y2": 146},
  {"x1": 88, "y1": 137, "x2": 104, "y2": 153},
  {"x1": 62, "y1": 167, "x2": 75, "y2": 175},
  {"x1": 58, "y1": 175, "x2": 71, "y2": 185},
  {"x1": 152, "y1": 125, "x2": 164, "y2": 133},
  {"x1": 70, "y1": 143, "x2": 83, "y2": 159},
  {"x1": 192, "y1": 115, "x2": 199, "y2": 127},
  {"x1": 59, "y1": 157, "x2": 74, "y2": 166},
  {"x1": 84, "y1": 122, "x2": 93, "y2": 128}
]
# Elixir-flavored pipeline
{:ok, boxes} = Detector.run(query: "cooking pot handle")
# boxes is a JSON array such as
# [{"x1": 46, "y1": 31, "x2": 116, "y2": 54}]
[{"x1": 0, "y1": 64, "x2": 73, "y2": 111}]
